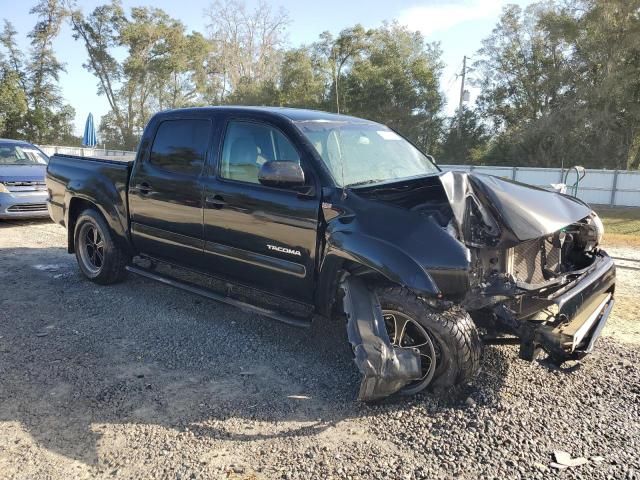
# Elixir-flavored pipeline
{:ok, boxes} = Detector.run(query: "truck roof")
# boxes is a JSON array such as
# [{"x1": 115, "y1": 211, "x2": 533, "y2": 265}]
[{"x1": 155, "y1": 106, "x2": 378, "y2": 124}]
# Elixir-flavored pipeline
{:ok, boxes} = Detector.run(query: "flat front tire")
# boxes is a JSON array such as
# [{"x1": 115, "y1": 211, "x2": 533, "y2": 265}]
[
  {"x1": 376, "y1": 287, "x2": 482, "y2": 395},
  {"x1": 74, "y1": 209, "x2": 129, "y2": 284}
]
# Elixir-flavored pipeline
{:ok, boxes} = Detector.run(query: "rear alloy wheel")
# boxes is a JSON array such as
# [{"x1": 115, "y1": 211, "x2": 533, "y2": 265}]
[
  {"x1": 74, "y1": 209, "x2": 129, "y2": 284},
  {"x1": 78, "y1": 222, "x2": 104, "y2": 275}
]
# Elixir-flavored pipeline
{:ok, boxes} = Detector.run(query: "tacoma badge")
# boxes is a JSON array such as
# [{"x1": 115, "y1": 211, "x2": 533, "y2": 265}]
[{"x1": 267, "y1": 244, "x2": 302, "y2": 256}]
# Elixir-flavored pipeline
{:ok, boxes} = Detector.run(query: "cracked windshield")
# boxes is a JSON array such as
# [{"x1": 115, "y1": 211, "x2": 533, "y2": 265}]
[{"x1": 296, "y1": 121, "x2": 439, "y2": 187}]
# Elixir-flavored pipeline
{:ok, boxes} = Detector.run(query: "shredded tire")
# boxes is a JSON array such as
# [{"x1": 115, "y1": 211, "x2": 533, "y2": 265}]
[{"x1": 376, "y1": 286, "x2": 482, "y2": 394}]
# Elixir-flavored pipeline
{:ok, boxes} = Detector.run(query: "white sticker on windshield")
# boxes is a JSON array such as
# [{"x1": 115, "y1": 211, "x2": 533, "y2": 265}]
[{"x1": 377, "y1": 130, "x2": 401, "y2": 140}]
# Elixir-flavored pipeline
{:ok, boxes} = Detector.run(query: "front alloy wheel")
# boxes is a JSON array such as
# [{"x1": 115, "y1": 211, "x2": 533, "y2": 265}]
[
  {"x1": 376, "y1": 287, "x2": 482, "y2": 395},
  {"x1": 383, "y1": 310, "x2": 438, "y2": 394}
]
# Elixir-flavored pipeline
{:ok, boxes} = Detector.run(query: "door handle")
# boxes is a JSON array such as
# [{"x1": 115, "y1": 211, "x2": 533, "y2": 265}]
[
  {"x1": 134, "y1": 183, "x2": 153, "y2": 195},
  {"x1": 205, "y1": 195, "x2": 226, "y2": 209}
]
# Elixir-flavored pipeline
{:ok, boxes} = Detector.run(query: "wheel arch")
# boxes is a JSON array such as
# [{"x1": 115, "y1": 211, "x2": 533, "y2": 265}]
[
  {"x1": 315, "y1": 231, "x2": 441, "y2": 317},
  {"x1": 66, "y1": 195, "x2": 131, "y2": 255}
]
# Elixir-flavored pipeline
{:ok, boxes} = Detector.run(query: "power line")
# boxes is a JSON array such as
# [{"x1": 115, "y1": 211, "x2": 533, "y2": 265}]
[
  {"x1": 457, "y1": 55, "x2": 470, "y2": 138},
  {"x1": 445, "y1": 59, "x2": 462, "y2": 91}
]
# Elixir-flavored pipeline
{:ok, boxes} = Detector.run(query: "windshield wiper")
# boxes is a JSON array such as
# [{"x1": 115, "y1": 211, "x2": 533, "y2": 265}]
[{"x1": 347, "y1": 179, "x2": 386, "y2": 188}]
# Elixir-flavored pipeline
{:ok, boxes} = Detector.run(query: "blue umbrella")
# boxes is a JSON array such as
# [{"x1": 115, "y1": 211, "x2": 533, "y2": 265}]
[{"x1": 82, "y1": 113, "x2": 97, "y2": 147}]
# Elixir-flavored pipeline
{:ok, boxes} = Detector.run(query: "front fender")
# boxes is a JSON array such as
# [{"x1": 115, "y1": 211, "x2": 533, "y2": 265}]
[
  {"x1": 316, "y1": 231, "x2": 441, "y2": 315},
  {"x1": 341, "y1": 275, "x2": 422, "y2": 401}
]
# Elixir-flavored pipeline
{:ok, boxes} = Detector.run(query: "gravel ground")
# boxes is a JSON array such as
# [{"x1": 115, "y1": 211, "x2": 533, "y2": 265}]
[
  {"x1": 602, "y1": 246, "x2": 640, "y2": 344},
  {"x1": 0, "y1": 219, "x2": 639, "y2": 480}
]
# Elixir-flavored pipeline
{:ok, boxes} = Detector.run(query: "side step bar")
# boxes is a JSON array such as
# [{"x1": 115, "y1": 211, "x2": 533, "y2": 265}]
[{"x1": 126, "y1": 265, "x2": 312, "y2": 328}]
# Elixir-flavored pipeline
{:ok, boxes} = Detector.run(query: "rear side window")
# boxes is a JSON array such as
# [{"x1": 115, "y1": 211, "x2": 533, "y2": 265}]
[{"x1": 149, "y1": 119, "x2": 210, "y2": 175}]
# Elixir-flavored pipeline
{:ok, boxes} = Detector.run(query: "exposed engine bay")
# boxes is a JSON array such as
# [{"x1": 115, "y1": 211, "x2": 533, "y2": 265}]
[
  {"x1": 338, "y1": 170, "x2": 615, "y2": 400},
  {"x1": 466, "y1": 214, "x2": 604, "y2": 310},
  {"x1": 356, "y1": 172, "x2": 604, "y2": 302},
  {"x1": 353, "y1": 171, "x2": 613, "y2": 357}
]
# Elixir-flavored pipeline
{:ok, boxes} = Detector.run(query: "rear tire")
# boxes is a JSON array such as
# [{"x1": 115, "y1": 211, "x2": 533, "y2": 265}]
[
  {"x1": 376, "y1": 287, "x2": 482, "y2": 395},
  {"x1": 74, "y1": 208, "x2": 129, "y2": 284}
]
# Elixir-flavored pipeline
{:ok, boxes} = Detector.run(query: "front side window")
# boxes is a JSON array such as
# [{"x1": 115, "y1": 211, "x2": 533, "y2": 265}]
[
  {"x1": 0, "y1": 143, "x2": 48, "y2": 165},
  {"x1": 294, "y1": 120, "x2": 438, "y2": 187},
  {"x1": 220, "y1": 121, "x2": 300, "y2": 184},
  {"x1": 149, "y1": 119, "x2": 210, "y2": 175}
]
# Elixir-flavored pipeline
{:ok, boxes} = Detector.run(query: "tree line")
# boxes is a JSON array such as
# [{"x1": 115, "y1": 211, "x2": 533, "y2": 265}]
[
  {"x1": 1, "y1": 0, "x2": 639, "y2": 170},
  {"x1": 0, "y1": 1, "x2": 75, "y2": 144}
]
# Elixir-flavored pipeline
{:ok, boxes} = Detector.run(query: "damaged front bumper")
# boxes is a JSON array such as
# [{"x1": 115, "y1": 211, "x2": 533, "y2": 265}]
[
  {"x1": 341, "y1": 275, "x2": 422, "y2": 401},
  {"x1": 498, "y1": 252, "x2": 616, "y2": 361},
  {"x1": 535, "y1": 252, "x2": 616, "y2": 359}
]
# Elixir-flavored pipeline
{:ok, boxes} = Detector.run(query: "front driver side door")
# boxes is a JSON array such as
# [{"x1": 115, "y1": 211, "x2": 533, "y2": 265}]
[{"x1": 201, "y1": 119, "x2": 320, "y2": 302}]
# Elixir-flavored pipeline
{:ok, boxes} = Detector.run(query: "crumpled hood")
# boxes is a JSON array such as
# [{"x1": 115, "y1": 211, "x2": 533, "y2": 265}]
[
  {"x1": 440, "y1": 171, "x2": 593, "y2": 248},
  {"x1": 0, "y1": 165, "x2": 46, "y2": 183}
]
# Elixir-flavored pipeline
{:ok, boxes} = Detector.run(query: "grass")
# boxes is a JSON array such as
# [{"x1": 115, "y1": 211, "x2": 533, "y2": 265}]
[{"x1": 593, "y1": 205, "x2": 640, "y2": 247}]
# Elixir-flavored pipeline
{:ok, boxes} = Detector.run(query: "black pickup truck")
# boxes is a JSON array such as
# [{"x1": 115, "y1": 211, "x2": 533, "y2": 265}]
[{"x1": 46, "y1": 106, "x2": 615, "y2": 401}]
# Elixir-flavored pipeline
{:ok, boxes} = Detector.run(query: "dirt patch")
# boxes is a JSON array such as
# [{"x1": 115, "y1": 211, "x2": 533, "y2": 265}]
[
  {"x1": 603, "y1": 232, "x2": 640, "y2": 248},
  {"x1": 597, "y1": 205, "x2": 640, "y2": 247}
]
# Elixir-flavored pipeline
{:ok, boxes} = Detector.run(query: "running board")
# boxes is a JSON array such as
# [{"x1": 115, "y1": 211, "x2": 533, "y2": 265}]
[{"x1": 125, "y1": 265, "x2": 312, "y2": 328}]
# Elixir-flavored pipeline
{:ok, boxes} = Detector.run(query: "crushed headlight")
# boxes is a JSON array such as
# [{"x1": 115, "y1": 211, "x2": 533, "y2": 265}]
[
  {"x1": 578, "y1": 211, "x2": 604, "y2": 251},
  {"x1": 591, "y1": 211, "x2": 604, "y2": 246}
]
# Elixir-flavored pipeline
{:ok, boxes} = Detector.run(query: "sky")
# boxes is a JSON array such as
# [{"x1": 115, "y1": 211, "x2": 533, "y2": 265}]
[{"x1": 1, "y1": 0, "x2": 531, "y2": 138}]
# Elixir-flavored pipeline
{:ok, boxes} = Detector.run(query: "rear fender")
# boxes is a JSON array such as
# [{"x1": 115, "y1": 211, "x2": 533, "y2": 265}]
[{"x1": 65, "y1": 189, "x2": 131, "y2": 254}]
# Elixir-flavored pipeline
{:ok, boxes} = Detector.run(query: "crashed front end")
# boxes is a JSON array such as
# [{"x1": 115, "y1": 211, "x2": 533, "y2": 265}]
[
  {"x1": 441, "y1": 172, "x2": 616, "y2": 362},
  {"x1": 338, "y1": 170, "x2": 615, "y2": 400},
  {"x1": 465, "y1": 215, "x2": 615, "y2": 361}
]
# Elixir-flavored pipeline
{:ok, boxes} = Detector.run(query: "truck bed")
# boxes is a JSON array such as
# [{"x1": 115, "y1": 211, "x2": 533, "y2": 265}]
[{"x1": 46, "y1": 153, "x2": 133, "y2": 238}]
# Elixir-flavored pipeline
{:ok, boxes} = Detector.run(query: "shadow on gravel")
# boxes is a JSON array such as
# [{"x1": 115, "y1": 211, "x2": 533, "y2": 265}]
[
  {"x1": 537, "y1": 356, "x2": 584, "y2": 373},
  {"x1": 0, "y1": 245, "x2": 512, "y2": 466},
  {"x1": 0, "y1": 218, "x2": 54, "y2": 228}
]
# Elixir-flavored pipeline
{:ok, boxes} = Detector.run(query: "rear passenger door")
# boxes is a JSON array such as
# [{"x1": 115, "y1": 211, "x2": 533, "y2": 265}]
[{"x1": 129, "y1": 117, "x2": 212, "y2": 267}]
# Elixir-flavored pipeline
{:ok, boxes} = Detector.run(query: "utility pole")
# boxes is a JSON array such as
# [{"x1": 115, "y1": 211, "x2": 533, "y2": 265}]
[
  {"x1": 457, "y1": 55, "x2": 467, "y2": 139},
  {"x1": 335, "y1": 67, "x2": 340, "y2": 114},
  {"x1": 333, "y1": 51, "x2": 340, "y2": 114}
]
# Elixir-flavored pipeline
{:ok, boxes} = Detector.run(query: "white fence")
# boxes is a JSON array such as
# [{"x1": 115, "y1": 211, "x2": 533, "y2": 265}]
[
  {"x1": 36, "y1": 145, "x2": 640, "y2": 207},
  {"x1": 39, "y1": 145, "x2": 136, "y2": 161},
  {"x1": 440, "y1": 165, "x2": 640, "y2": 207}
]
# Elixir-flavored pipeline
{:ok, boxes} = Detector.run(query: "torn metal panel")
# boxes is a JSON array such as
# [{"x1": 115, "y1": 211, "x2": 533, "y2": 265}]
[
  {"x1": 439, "y1": 171, "x2": 593, "y2": 248},
  {"x1": 340, "y1": 275, "x2": 421, "y2": 401}
]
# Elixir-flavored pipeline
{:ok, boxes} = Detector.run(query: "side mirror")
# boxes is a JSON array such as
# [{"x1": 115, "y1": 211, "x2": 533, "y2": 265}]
[{"x1": 258, "y1": 161, "x2": 305, "y2": 188}]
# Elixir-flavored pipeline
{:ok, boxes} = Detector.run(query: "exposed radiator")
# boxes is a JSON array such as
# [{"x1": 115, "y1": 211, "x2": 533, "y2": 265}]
[{"x1": 508, "y1": 238, "x2": 561, "y2": 284}]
